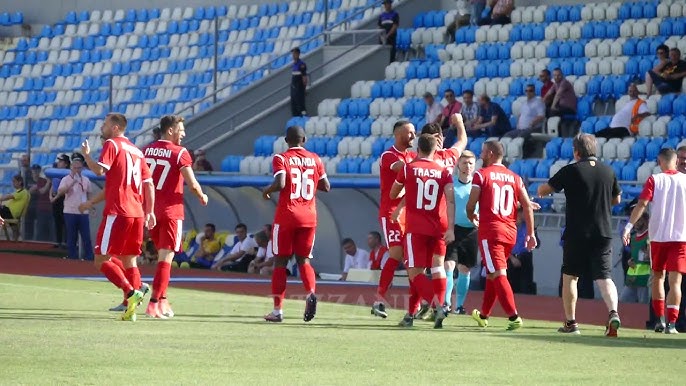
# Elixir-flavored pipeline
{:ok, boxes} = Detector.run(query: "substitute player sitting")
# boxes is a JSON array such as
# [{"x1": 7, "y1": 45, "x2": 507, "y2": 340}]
[
  {"x1": 143, "y1": 115, "x2": 208, "y2": 318},
  {"x1": 262, "y1": 126, "x2": 330, "y2": 323},
  {"x1": 391, "y1": 134, "x2": 455, "y2": 329}
]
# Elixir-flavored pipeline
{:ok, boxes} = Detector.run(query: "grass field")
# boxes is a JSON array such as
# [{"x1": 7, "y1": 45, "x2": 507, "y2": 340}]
[{"x1": 0, "y1": 273, "x2": 684, "y2": 385}]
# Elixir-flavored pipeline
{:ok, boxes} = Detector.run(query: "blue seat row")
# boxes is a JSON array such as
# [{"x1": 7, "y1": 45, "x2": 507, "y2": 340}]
[
  {"x1": 657, "y1": 94, "x2": 686, "y2": 116},
  {"x1": 372, "y1": 80, "x2": 406, "y2": 99},
  {"x1": 337, "y1": 98, "x2": 373, "y2": 118},
  {"x1": 337, "y1": 157, "x2": 376, "y2": 174},
  {"x1": 587, "y1": 75, "x2": 633, "y2": 101},
  {"x1": 659, "y1": 18, "x2": 686, "y2": 37},
  {"x1": 631, "y1": 137, "x2": 682, "y2": 161},
  {"x1": 337, "y1": 118, "x2": 374, "y2": 137},
  {"x1": 544, "y1": 5, "x2": 583, "y2": 23},
  {"x1": 405, "y1": 60, "x2": 441, "y2": 79},
  {"x1": 476, "y1": 60, "x2": 513, "y2": 78},
  {"x1": 0, "y1": 12, "x2": 23, "y2": 26},
  {"x1": 476, "y1": 42, "x2": 514, "y2": 61},
  {"x1": 304, "y1": 136, "x2": 342, "y2": 157},
  {"x1": 221, "y1": 155, "x2": 243, "y2": 172},
  {"x1": 618, "y1": 1, "x2": 658, "y2": 20},
  {"x1": 413, "y1": 10, "x2": 448, "y2": 29}
]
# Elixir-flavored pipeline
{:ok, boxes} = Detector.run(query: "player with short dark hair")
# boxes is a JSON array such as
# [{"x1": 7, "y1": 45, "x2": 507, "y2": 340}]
[
  {"x1": 142, "y1": 114, "x2": 209, "y2": 318},
  {"x1": 80, "y1": 113, "x2": 156, "y2": 321},
  {"x1": 391, "y1": 134, "x2": 455, "y2": 329},
  {"x1": 623, "y1": 148, "x2": 686, "y2": 334},
  {"x1": 467, "y1": 140, "x2": 537, "y2": 331},
  {"x1": 262, "y1": 126, "x2": 330, "y2": 323}
]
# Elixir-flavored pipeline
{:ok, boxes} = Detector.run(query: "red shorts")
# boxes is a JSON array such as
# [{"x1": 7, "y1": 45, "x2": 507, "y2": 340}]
[
  {"x1": 95, "y1": 215, "x2": 144, "y2": 257},
  {"x1": 379, "y1": 216, "x2": 404, "y2": 248},
  {"x1": 272, "y1": 223, "x2": 315, "y2": 258},
  {"x1": 150, "y1": 218, "x2": 183, "y2": 252},
  {"x1": 651, "y1": 241, "x2": 686, "y2": 273},
  {"x1": 479, "y1": 239, "x2": 514, "y2": 274},
  {"x1": 404, "y1": 233, "x2": 446, "y2": 268}
]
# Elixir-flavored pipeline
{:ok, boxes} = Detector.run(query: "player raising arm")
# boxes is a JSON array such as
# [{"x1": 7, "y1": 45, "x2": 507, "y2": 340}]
[
  {"x1": 262, "y1": 126, "x2": 330, "y2": 323},
  {"x1": 142, "y1": 115, "x2": 209, "y2": 319},
  {"x1": 81, "y1": 113, "x2": 155, "y2": 321},
  {"x1": 391, "y1": 134, "x2": 455, "y2": 329},
  {"x1": 467, "y1": 140, "x2": 536, "y2": 331}
]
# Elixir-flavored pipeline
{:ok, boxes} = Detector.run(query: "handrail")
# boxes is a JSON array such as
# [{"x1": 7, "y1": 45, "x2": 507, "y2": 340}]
[{"x1": 129, "y1": 1, "x2": 384, "y2": 140}]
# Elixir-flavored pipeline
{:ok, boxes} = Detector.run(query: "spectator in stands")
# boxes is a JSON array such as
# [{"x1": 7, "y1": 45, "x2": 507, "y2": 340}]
[
  {"x1": 506, "y1": 84, "x2": 546, "y2": 138},
  {"x1": 471, "y1": 94, "x2": 512, "y2": 137},
  {"x1": 479, "y1": 0, "x2": 513, "y2": 26},
  {"x1": 340, "y1": 238, "x2": 370, "y2": 281},
  {"x1": 248, "y1": 230, "x2": 274, "y2": 276},
  {"x1": 423, "y1": 92, "x2": 442, "y2": 125},
  {"x1": 56, "y1": 159, "x2": 93, "y2": 261},
  {"x1": 26, "y1": 165, "x2": 52, "y2": 241},
  {"x1": 192, "y1": 149, "x2": 213, "y2": 172},
  {"x1": 645, "y1": 47, "x2": 686, "y2": 96},
  {"x1": 678, "y1": 146, "x2": 686, "y2": 174},
  {"x1": 290, "y1": 47, "x2": 308, "y2": 116},
  {"x1": 435, "y1": 89, "x2": 463, "y2": 146},
  {"x1": 539, "y1": 69, "x2": 554, "y2": 98},
  {"x1": 460, "y1": 89, "x2": 480, "y2": 133},
  {"x1": 645, "y1": 44, "x2": 670, "y2": 93},
  {"x1": 212, "y1": 223, "x2": 258, "y2": 272},
  {"x1": 543, "y1": 68, "x2": 577, "y2": 118},
  {"x1": 367, "y1": 231, "x2": 389, "y2": 270},
  {"x1": 507, "y1": 209, "x2": 539, "y2": 294},
  {"x1": 378, "y1": 0, "x2": 399, "y2": 63},
  {"x1": 471, "y1": 0, "x2": 487, "y2": 26},
  {"x1": 0, "y1": 175, "x2": 29, "y2": 233},
  {"x1": 191, "y1": 223, "x2": 223, "y2": 268},
  {"x1": 595, "y1": 83, "x2": 650, "y2": 139},
  {"x1": 18, "y1": 154, "x2": 33, "y2": 188},
  {"x1": 446, "y1": 2, "x2": 472, "y2": 42},
  {"x1": 49, "y1": 154, "x2": 70, "y2": 248}
]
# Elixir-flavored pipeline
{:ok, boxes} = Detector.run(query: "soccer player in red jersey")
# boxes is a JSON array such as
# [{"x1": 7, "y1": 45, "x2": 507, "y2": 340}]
[
  {"x1": 81, "y1": 113, "x2": 156, "y2": 321},
  {"x1": 142, "y1": 115, "x2": 209, "y2": 318},
  {"x1": 421, "y1": 114, "x2": 468, "y2": 175},
  {"x1": 262, "y1": 126, "x2": 330, "y2": 323},
  {"x1": 466, "y1": 140, "x2": 537, "y2": 331},
  {"x1": 391, "y1": 134, "x2": 455, "y2": 329},
  {"x1": 371, "y1": 120, "x2": 416, "y2": 318}
]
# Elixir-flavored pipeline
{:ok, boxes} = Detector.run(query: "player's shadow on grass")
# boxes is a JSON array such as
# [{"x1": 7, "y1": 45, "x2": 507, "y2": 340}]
[
  {"x1": 503, "y1": 332, "x2": 685, "y2": 350},
  {"x1": 0, "y1": 311, "x2": 113, "y2": 322}
]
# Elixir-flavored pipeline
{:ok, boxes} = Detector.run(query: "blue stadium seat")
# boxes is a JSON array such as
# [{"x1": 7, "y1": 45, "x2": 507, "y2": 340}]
[
  {"x1": 545, "y1": 138, "x2": 562, "y2": 159},
  {"x1": 646, "y1": 138, "x2": 665, "y2": 160},
  {"x1": 673, "y1": 95, "x2": 686, "y2": 116},
  {"x1": 658, "y1": 94, "x2": 675, "y2": 115},
  {"x1": 668, "y1": 116, "x2": 684, "y2": 138}
]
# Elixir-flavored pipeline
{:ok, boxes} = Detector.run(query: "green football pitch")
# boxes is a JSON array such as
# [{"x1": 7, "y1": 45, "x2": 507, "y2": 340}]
[{"x1": 0, "y1": 274, "x2": 683, "y2": 385}]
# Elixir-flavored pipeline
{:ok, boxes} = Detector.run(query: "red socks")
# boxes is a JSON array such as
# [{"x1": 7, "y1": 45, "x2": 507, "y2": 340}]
[
  {"x1": 481, "y1": 277, "x2": 497, "y2": 317},
  {"x1": 110, "y1": 256, "x2": 125, "y2": 271},
  {"x1": 377, "y1": 258, "x2": 399, "y2": 300},
  {"x1": 152, "y1": 261, "x2": 171, "y2": 301},
  {"x1": 124, "y1": 267, "x2": 141, "y2": 292},
  {"x1": 271, "y1": 267, "x2": 288, "y2": 310},
  {"x1": 408, "y1": 281, "x2": 419, "y2": 315},
  {"x1": 412, "y1": 274, "x2": 435, "y2": 304},
  {"x1": 667, "y1": 305, "x2": 680, "y2": 324},
  {"x1": 298, "y1": 263, "x2": 316, "y2": 294},
  {"x1": 493, "y1": 275, "x2": 518, "y2": 317},
  {"x1": 100, "y1": 261, "x2": 133, "y2": 293},
  {"x1": 430, "y1": 267, "x2": 447, "y2": 308},
  {"x1": 652, "y1": 299, "x2": 665, "y2": 319}
]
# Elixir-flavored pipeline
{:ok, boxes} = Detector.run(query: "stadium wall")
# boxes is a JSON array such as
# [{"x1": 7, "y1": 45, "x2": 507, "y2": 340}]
[{"x1": 46, "y1": 169, "x2": 627, "y2": 298}]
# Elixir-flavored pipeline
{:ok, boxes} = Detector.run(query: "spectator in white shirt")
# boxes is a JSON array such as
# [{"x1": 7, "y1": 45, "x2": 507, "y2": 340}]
[
  {"x1": 341, "y1": 238, "x2": 370, "y2": 281},
  {"x1": 505, "y1": 84, "x2": 546, "y2": 138},
  {"x1": 423, "y1": 92, "x2": 442, "y2": 125},
  {"x1": 595, "y1": 83, "x2": 651, "y2": 139},
  {"x1": 55, "y1": 159, "x2": 93, "y2": 260},
  {"x1": 212, "y1": 223, "x2": 258, "y2": 272},
  {"x1": 248, "y1": 230, "x2": 274, "y2": 276}
]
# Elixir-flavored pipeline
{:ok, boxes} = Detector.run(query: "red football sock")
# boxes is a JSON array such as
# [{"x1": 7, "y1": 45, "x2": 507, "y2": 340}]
[
  {"x1": 667, "y1": 305, "x2": 680, "y2": 324},
  {"x1": 407, "y1": 279, "x2": 419, "y2": 315},
  {"x1": 152, "y1": 261, "x2": 171, "y2": 301},
  {"x1": 110, "y1": 256, "x2": 125, "y2": 272},
  {"x1": 100, "y1": 261, "x2": 133, "y2": 293},
  {"x1": 481, "y1": 278, "x2": 497, "y2": 317},
  {"x1": 493, "y1": 275, "x2": 518, "y2": 317},
  {"x1": 412, "y1": 274, "x2": 435, "y2": 304},
  {"x1": 298, "y1": 263, "x2": 316, "y2": 294},
  {"x1": 271, "y1": 267, "x2": 288, "y2": 310},
  {"x1": 377, "y1": 258, "x2": 399, "y2": 299},
  {"x1": 652, "y1": 299, "x2": 665, "y2": 319},
  {"x1": 431, "y1": 277, "x2": 447, "y2": 308},
  {"x1": 124, "y1": 267, "x2": 141, "y2": 291}
]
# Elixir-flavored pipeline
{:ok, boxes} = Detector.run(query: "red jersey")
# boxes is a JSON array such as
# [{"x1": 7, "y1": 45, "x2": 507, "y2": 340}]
[
  {"x1": 98, "y1": 136, "x2": 152, "y2": 218},
  {"x1": 395, "y1": 158, "x2": 452, "y2": 237},
  {"x1": 472, "y1": 164, "x2": 523, "y2": 244},
  {"x1": 143, "y1": 140, "x2": 193, "y2": 220},
  {"x1": 433, "y1": 147, "x2": 460, "y2": 174},
  {"x1": 379, "y1": 146, "x2": 416, "y2": 217},
  {"x1": 369, "y1": 245, "x2": 389, "y2": 270},
  {"x1": 272, "y1": 147, "x2": 326, "y2": 227}
]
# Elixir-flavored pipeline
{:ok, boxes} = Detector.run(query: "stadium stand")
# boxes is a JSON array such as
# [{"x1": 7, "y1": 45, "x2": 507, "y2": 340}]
[
  {"x1": 222, "y1": 0, "x2": 686, "y2": 212},
  {"x1": 0, "y1": 1, "x2": 380, "y2": 192}
]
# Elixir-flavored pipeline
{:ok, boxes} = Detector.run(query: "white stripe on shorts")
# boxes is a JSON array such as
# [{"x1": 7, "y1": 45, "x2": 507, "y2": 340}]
[
  {"x1": 272, "y1": 224, "x2": 280, "y2": 255},
  {"x1": 381, "y1": 217, "x2": 390, "y2": 248},
  {"x1": 406, "y1": 233, "x2": 414, "y2": 267},
  {"x1": 175, "y1": 219, "x2": 183, "y2": 252},
  {"x1": 100, "y1": 215, "x2": 117, "y2": 255},
  {"x1": 481, "y1": 239, "x2": 495, "y2": 273}
]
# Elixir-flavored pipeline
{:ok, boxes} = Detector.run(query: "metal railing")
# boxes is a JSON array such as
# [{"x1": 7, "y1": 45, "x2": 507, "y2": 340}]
[{"x1": 126, "y1": 1, "x2": 385, "y2": 141}]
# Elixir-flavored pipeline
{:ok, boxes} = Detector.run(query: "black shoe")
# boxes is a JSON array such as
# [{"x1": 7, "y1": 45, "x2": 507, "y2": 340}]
[
  {"x1": 654, "y1": 320, "x2": 666, "y2": 333},
  {"x1": 303, "y1": 293, "x2": 317, "y2": 322},
  {"x1": 371, "y1": 302, "x2": 388, "y2": 318},
  {"x1": 557, "y1": 322, "x2": 580, "y2": 334},
  {"x1": 453, "y1": 306, "x2": 466, "y2": 315},
  {"x1": 414, "y1": 303, "x2": 430, "y2": 320},
  {"x1": 434, "y1": 305, "x2": 450, "y2": 329},
  {"x1": 398, "y1": 313, "x2": 414, "y2": 327}
]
